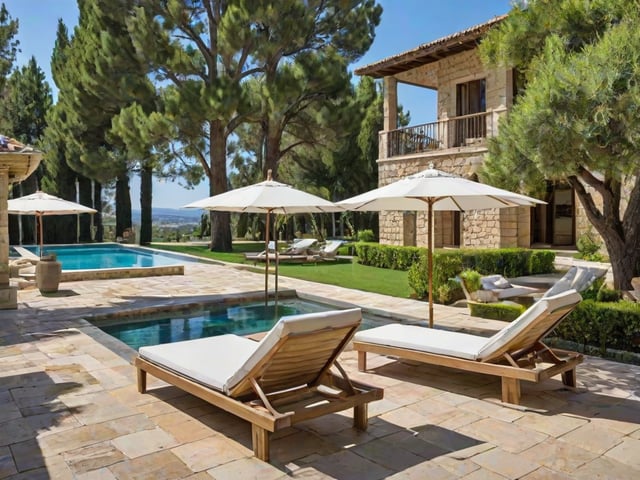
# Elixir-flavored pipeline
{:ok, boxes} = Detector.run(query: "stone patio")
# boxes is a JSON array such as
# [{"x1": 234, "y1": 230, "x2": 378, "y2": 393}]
[{"x1": 1, "y1": 261, "x2": 639, "y2": 479}]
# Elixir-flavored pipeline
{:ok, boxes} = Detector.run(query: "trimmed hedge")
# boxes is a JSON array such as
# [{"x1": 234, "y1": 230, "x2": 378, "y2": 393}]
[
  {"x1": 354, "y1": 242, "x2": 423, "y2": 271},
  {"x1": 469, "y1": 302, "x2": 526, "y2": 322},
  {"x1": 553, "y1": 300, "x2": 640, "y2": 354},
  {"x1": 355, "y1": 243, "x2": 555, "y2": 275}
]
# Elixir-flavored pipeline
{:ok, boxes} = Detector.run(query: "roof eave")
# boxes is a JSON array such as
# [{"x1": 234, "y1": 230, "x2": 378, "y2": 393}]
[{"x1": 355, "y1": 14, "x2": 507, "y2": 78}]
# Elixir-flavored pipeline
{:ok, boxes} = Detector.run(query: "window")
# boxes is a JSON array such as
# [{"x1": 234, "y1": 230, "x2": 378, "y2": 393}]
[{"x1": 454, "y1": 79, "x2": 486, "y2": 146}]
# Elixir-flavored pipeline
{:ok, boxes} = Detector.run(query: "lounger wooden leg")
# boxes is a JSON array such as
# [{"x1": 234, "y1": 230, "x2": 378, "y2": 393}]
[
  {"x1": 501, "y1": 377, "x2": 521, "y2": 404},
  {"x1": 353, "y1": 404, "x2": 368, "y2": 431},
  {"x1": 252, "y1": 424, "x2": 270, "y2": 462},
  {"x1": 137, "y1": 368, "x2": 147, "y2": 394},
  {"x1": 561, "y1": 368, "x2": 577, "y2": 388},
  {"x1": 358, "y1": 351, "x2": 367, "y2": 371}
]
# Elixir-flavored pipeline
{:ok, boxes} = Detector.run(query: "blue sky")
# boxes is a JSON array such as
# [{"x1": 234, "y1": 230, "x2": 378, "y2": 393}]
[{"x1": 4, "y1": 0, "x2": 512, "y2": 208}]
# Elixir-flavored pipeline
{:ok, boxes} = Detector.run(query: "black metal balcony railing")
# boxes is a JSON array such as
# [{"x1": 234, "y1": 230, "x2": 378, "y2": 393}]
[{"x1": 386, "y1": 111, "x2": 498, "y2": 158}]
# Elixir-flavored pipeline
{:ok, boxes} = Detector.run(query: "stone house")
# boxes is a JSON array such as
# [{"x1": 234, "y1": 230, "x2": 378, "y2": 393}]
[{"x1": 356, "y1": 15, "x2": 586, "y2": 250}]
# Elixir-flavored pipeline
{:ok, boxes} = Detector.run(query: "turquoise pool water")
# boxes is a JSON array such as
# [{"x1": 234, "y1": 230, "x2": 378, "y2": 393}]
[
  {"x1": 21, "y1": 243, "x2": 199, "y2": 270},
  {"x1": 97, "y1": 299, "x2": 385, "y2": 351}
]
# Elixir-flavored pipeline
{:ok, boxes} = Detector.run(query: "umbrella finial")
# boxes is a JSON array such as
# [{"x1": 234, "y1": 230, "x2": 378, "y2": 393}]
[{"x1": 267, "y1": 169, "x2": 273, "y2": 181}]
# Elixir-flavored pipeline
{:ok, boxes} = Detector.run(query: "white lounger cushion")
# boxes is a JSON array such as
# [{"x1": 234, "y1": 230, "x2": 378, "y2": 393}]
[
  {"x1": 140, "y1": 308, "x2": 362, "y2": 395},
  {"x1": 354, "y1": 323, "x2": 488, "y2": 360},
  {"x1": 541, "y1": 266, "x2": 607, "y2": 298},
  {"x1": 139, "y1": 334, "x2": 259, "y2": 391},
  {"x1": 476, "y1": 289, "x2": 581, "y2": 360},
  {"x1": 354, "y1": 290, "x2": 582, "y2": 362}
]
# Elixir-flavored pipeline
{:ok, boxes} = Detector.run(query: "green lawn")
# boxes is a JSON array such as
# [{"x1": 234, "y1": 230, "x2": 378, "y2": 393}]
[{"x1": 151, "y1": 243, "x2": 412, "y2": 298}]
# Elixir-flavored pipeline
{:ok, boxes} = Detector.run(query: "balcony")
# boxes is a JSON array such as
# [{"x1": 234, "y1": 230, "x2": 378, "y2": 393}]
[{"x1": 382, "y1": 109, "x2": 505, "y2": 158}]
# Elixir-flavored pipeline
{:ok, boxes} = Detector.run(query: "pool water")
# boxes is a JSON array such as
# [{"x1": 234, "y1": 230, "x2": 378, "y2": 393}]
[
  {"x1": 21, "y1": 243, "x2": 198, "y2": 270},
  {"x1": 97, "y1": 299, "x2": 384, "y2": 350}
]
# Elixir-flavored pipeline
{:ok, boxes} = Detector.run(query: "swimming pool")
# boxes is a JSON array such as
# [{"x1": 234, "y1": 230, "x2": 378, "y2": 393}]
[
  {"x1": 94, "y1": 298, "x2": 389, "y2": 351},
  {"x1": 21, "y1": 243, "x2": 199, "y2": 270}
]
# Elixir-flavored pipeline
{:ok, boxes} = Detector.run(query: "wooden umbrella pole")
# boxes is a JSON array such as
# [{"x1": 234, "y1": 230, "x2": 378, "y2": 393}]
[
  {"x1": 39, "y1": 214, "x2": 44, "y2": 258},
  {"x1": 274, "y1": 214, "x2": 279, "y2": 311},
  {"x1": 428, "y1": 200, "x2": 434, "y2": 328},
  {"x1": 264, "y1": 210, "x2": 270, "y2": 307}
]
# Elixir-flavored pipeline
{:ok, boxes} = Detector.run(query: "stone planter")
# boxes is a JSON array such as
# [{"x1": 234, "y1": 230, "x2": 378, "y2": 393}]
[{"x1": 36, "y1": 255, "x2": 62, "y2": 294}]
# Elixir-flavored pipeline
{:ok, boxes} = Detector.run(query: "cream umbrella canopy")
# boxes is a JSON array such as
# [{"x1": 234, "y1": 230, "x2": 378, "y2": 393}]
[
  {"x1": 183, "y1": 170, "x2": 343, "y2": 304},
  {"x1": 338, "y1": 164, "x2": 545, "y2": 327},
  {"x1": 8, "y1": 191, "x2": 97, "y2": 257}
]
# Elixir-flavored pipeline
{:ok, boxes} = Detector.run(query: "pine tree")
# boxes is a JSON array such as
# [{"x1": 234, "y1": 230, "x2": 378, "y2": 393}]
[
  {"x1": 0, "y1": 3, "x2": 18, "y2": 93},
  {"x1": 481, "y1": 0, "x2": 640, "y2": 289},
  {"x1": 127, "y1": 0, "x2": 382, "y2": 251},
  {"x1": 43, "y1": 19, "x2": 100, "y2": 244}
]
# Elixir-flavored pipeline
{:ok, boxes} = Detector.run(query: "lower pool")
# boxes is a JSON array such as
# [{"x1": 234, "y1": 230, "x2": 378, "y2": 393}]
[
  {"x1": 21, "y1": 243, "x2": 199, "y2": 270},
  {"x1": 95, "y1": 298, "x2": 388, "y2": 351}
]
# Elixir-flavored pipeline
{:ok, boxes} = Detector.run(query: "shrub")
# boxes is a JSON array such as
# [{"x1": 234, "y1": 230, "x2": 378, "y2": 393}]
[
  {"x1": 407, "y1": 253, "x2": 429, "y2": 298},
  {"x1": 529, "y1": 250, "x2": 556, "y2": 274},
  {"x1": 459, "y1": 269, "x2": 482, "y2": 293},
  {"x1": 596, "y1": 287, "x2": 622, "y2": 302},
  {"x1": 459, "y1": 248, "x2": 555, "y2": 277},
  {"x1": 407, "y1": 251, "x2": 462, "y2": 302},
  {"x1": 576, "y1": 229, "x2": 605, "y2": 262},
  {"x1": 554, "y1": 300, "x2": 640, "y2": 354},
  {"x1": 355, "y1": 243, "x2": 423, "y2": 270},
  {"x1": 469, "y1": 302, "x2": 526, "y2": 322},
  {"x1": 356, "y1": 229, "x2": 376, "y2": 242},
  {"x1": 438, "y1": 278, "x2": 465, "y2": 305}
]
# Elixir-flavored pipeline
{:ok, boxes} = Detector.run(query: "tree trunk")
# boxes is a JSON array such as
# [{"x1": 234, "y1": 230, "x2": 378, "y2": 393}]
[
  {"x1": 93, "y1": 182, "x2": 103, "y2": 242},
  {"x1": 209, "y1": 120, "x2": 232, "y2": 251},
  {"x1": 139, "y1": 164, "x2": 153, "y2": 245},
  {"x1": 608, "y1": 245, "x2": 639, "y2": 290},
  {"x1": 115, "y1": 174, "x2": 132, "y2": 239},
  {"x1": 570, "y1": 174, "x2": 640, "y2": 290},
  {"x1": 78, "y1": 177, "x2": 93, "y2": 242},
  {"x1": 264, "y1": 130, "x2": 280, "y2": 179}
]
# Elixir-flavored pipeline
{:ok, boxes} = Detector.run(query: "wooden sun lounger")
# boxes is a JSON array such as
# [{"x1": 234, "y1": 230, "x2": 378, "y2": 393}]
[
  {"x1": 134, "y1": 308, "x2": 383, "y2": 461},
  {"x1": 244, "y1": 252, "x2": 311, "y2": 263},
  {"x1": 353, "y1": 290, "x2": 583, "y2": 405}
]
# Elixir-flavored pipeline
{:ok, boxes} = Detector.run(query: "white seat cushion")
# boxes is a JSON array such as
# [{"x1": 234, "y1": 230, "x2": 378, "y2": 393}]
[
  {"x1": 354, "y1": 323, "x2": 489, "y2": 360},
  {"x1": 139, "y1": 335, "x2": 259, "y2": 392},
  {"x1": 494, "y1": 286, "x2": 539, "y2": 299}
]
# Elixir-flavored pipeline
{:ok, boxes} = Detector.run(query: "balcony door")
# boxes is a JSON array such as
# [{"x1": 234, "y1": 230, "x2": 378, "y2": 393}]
[{"x1": 455, "y1": 79, "x2": 486, "y2": 146}]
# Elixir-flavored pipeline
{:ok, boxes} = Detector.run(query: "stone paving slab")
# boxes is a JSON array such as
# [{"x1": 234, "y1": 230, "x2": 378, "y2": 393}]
[{"x1": 0, "y1": 262, "x2": 639, "y2": 478}]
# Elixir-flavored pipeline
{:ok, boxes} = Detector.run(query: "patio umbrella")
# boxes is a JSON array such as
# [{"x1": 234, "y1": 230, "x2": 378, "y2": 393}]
[
  {"x1": 183, "y1": 170, "x2": 343, "y2": 305},
  {"x1": 8, "y1": 191, "x2": 97, "y2": 257},
  {"x1": 338, "y1": 164, "x2": 545, "y2": 327}
]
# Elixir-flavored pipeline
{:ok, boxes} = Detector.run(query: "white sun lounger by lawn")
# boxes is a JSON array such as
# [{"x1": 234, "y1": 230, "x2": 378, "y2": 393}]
[
  {"x1": 134, "y1": 308, "x2": 383, "y2": 462},
  {"x1": 354, "y1": 290, "x2": 583, "y2": 405},
  {"x1": 313, "y1": 240, "x2": 344, "y2": 261},
  {"x1": 244, "y1": 238, "x2": 318, "y2": 263}
]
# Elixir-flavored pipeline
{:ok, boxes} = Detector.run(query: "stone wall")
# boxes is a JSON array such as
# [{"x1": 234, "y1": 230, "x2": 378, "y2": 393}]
[
  {"x1": 377, "y1": 154, "x2": 532, "y2": 249},
  {"x1": 397, "y1": 50, "x2": 509, "y2": 115}
]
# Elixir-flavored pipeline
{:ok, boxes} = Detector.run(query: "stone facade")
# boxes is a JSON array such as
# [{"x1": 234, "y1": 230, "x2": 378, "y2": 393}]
[{"x1": 376, "y1": 47, "x2": 532, "y2": 250}]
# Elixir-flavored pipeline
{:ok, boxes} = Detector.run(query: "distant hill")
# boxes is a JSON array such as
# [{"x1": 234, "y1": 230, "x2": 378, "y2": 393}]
[{"x1": 132, "y1": 207, "x2": 203, "y2": 225}]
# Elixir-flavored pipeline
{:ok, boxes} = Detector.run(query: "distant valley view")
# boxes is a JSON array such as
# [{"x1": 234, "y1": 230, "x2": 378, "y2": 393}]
[
  {"x1": 132, "y1": 207, "x2": 203, "y2": 226},
  {"x1": 130, "y1": 208, "x2": 205, "y2": 242}
]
